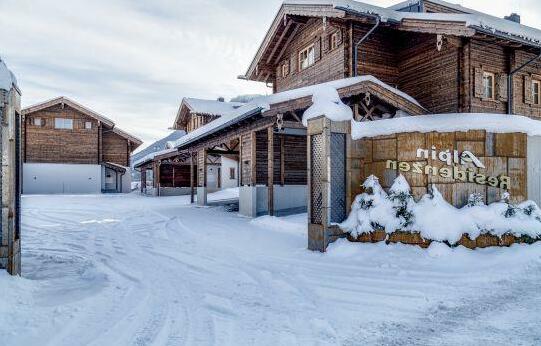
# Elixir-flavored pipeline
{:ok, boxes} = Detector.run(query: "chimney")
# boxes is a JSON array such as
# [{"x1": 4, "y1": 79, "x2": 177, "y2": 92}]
[
  {"x1": 217, "y1": 97, "x2": 225, "y2": 102},
  {"x1": 504, "y1": 13, "x2": 521, "y2": 24}
]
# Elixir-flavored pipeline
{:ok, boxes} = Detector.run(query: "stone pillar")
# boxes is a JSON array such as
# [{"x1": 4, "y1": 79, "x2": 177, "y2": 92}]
[
  {"x1": 197, "y1": 148, "x2": 207, "y2": 206},
  {"x1": 307, "y1": 116, "x2": 350, "y2": 252},
  {"x1": 0, "y1": 83, "x2": 21, "y2": 275}
]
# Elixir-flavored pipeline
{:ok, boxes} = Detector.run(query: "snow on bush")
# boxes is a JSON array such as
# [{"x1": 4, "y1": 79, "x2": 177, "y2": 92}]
[
  {"x1": 340, "y1": 175, "x2": 541, "y2": 244},
  {"x1": 302, "y1": 86, "x2": 353, "y2": 126}
]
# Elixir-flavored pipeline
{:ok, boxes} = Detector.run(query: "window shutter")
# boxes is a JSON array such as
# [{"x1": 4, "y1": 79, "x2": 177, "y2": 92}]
[
  {"x1": 497, "y1": 73, "x2": 508, "y2": 101},
  {"x1": 474, "y1": 67, "x2": 483, "y2": 98},
  {"x1": 41, "y1": 118, "x2": 46, "y2": 127},
  {"x1": 524, "y1": 74, "x2": 533, "y2": 104},
  {"x1": 290, "y1": 53, "x2": 297, "y2": 74},
  {"x1": 323, "y1": 34, "x2": 330, "y2": 53},
  {"x1": 276, "y1": 65, "x2": 281, "y2": 79},
  {"x1": 314, "y1": 37, "x2": 322, "y2": 62},
  {"x1": 336, "y1": 29, "x2": 343, "y2": 46}
]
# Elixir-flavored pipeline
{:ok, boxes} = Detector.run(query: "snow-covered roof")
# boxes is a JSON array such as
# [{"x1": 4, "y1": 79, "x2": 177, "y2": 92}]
[
  {"x1": 351, "y1": 113, "x2": 541, "y2": 139},
  {"x1": 175, "y1": 76, "x2": 422, "y2": 149},
  {"x1": 247, "y1": 0, "x2": 541, "y2": 80},
  {"x1": 23, "y1": 96, "x2": 143, "y2": 146},
  {"x1": 173, "y1": 98, "x2": 245, "y2": 130},
  {"x1": 389, "y1": 0, "x2": 474, "y2": 14},
  {"x1": 0, "y1": 57, "x2": 17, "y2": 91},
  {"x1": 183, "y1": 98, "x2": 244, "y2": 116},
  {"x1": 133, "y1": 148, "x2": 178, "y2": 168},
  {"x1": 329, "y1": 0, "x2": 541, "y2": 45}
]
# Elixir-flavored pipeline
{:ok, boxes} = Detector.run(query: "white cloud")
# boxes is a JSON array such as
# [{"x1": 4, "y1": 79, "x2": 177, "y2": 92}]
[{"x1": 1, "y1": 0, "x2": 540, "y2": 146}]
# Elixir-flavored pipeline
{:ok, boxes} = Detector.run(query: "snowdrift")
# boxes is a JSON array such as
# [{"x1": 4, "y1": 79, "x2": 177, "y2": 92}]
[{"x1": 340, "y1": 175, "x2": 541, "y2": 248}]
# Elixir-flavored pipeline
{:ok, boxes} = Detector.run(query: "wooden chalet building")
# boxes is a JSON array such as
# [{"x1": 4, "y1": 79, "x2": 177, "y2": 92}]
[
  {"x1": 22, "y1": 97, "x2": 143, "y2": 194},
  {"x1": 0, "y1": 58, "x2": 22, "y2": 275},
  {"x1": 134, "y1": 98, "x2": 242, "y2": 196},
  {"x1": 163, "y1": 0, "x2": 541, "y2": 238}
]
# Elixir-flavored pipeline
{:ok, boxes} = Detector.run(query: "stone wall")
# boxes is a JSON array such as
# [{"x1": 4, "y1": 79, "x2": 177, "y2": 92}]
[{"x1": 350, "y1": 130, "x2": 527, "y2": 208}]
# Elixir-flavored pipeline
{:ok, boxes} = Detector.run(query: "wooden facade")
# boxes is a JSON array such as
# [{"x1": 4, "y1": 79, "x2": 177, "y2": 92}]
[
  {"x1": 22, "y1": 97, "x2": 141, "y2": 167},
  {"x1": 245, "y1": 0, "x2": 541, "y2": 118}
]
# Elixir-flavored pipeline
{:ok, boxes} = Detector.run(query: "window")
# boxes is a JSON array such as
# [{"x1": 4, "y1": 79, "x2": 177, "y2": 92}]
[
  {"x1": 54, "y1": 118, "x2": 73, "y2": 129},
  {"x1": 533, "y1": 80, "x2": 541, "y2": 105},
  {"x1": 85, "y1": 121, "x2": 92, "y2": 129},
  {"x1": 229, "y1": 167, "x2": 235, "y2": 180},
  {"x1": 281, "y1": 62, "x2": 289, "y2": 78},
  {"x1": 483, "y1": 72, "x2": 495, "y2": 99},
  {"x1": 33, "y1": 117, "x2": 42, "y2": 127},
  {"x1": 299, "y1": 44, "x2": 315, "y2": 70},
  {"x1": 330, "y1": 31, "x2": 340, "y2": 50}
]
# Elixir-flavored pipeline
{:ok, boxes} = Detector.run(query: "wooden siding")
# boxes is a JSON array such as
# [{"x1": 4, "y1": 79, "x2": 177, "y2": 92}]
[
  {"x1": 24, "y1": 104, "x2": 134, "y2": 166},
  {"x1": 102, "y1": 131, "x2": 130, "y2": 167},
  {"x1": 159, "y1": 164, "x2": 191, "y2": 188},
  {"x1": 24, "y1": 104, "x2": 99, "y2": 164},
  {"x1": 397, "y1": 33, "x2": 460, "y2": 113},
  {"x1": 274, "y1": 18, "x2": 346, "y2": 92},
  {"x1": 424, "y1": 1, "x2": 469, "y2": 14},
  {"x1": 240, "y1": 133, "x2": 253, "y2": 185},
  {"x1": 353, "y1": 26, "x2": 398, "y2": 86}
]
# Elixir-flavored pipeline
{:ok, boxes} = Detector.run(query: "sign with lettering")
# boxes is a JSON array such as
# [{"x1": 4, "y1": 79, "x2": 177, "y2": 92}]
[{"x1": 386, "y1": 146, "x2": 510, "y2": 190}]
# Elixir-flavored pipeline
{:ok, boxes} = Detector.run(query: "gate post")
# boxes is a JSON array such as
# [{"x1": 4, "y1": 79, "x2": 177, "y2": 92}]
[{"x1": 307, "y1": 116, "x2": 350, "y2": 252}]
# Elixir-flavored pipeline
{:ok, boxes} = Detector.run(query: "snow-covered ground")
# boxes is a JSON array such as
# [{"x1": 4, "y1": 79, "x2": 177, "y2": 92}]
[{"x1": 1, "y1": 193, "x2": 540, "y2": 346}]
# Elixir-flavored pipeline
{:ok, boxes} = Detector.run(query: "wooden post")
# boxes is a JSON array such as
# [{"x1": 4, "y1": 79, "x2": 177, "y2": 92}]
[
  {"x1": 250, "y1": 131, "x2": 257, "y2": 186},
  {"x1": 156, "y1": 161, "x2": 161, "y2": 196},
  {"x1": 190, "y1": 153, "x2": 195, "y2": 203},
  {"x1": 268, "y1": 127, "x2": 274, "y2": 216},
  {"x1": 280, "y1": 134, "x2": 285, "y2": 186},
  {"x1": 238, "y1": 136, "x2": 243, "y2": 187}
]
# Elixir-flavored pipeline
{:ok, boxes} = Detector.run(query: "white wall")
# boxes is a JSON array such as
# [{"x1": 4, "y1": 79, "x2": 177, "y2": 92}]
[
  {"x1": 221, "y1": 157, "x2": 239, "y2": 189},
  {"x1": 207, "y1": 165, "x2": 220, "y2": 189},
  {"x1": 528, "y1": 136, "x2": 541, "y2": 206},
  {"x1": 23, "y1": 163, "x2": 101, "y2": 194},
  {"x1": 240, "y1": 185, "x2": 308, "y2": 217},
  {"x1": 121, "y1": 168, "x2": 132, "y2": 193}
]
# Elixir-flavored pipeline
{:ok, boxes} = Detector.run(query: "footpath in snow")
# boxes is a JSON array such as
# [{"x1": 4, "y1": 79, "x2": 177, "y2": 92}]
[{"x1": 0, "y1": 193, "x2": 540, "y2": 345}]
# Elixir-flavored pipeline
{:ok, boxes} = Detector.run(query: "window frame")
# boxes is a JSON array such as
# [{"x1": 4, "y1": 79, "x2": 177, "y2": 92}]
[
  {"x1": 54, "y1": 118, "x2": 74, "y2": 130},
  {"x1": 281, "y1": 62, "x2": 289, "y2": 78},
  {"x1": 85, "y1": 121, "x2": 93, "y2": 130},
  {"x1": 298, "y1": 44, "x2": 315, "y2": 71},
  {"x1": 532, "y1": 80, "x2": 541, "y2": 106},
  {"x1": 33, "y1": 117, "x2": 42, "y2": 127},
  {"x1": 229, "y1": 167, "x2": 235, "y2": 180},
  {"x1": 482, "y1": 72, "x2": 495, "y2": 100}
]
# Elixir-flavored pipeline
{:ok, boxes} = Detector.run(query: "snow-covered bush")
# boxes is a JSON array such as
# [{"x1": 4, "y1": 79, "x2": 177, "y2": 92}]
[
  {"x1": 388, "y1": 175, "x2": 415, "y2": 228},
  {"x1": 341, "y1": 175, "x2": 541, "y2": 245}
]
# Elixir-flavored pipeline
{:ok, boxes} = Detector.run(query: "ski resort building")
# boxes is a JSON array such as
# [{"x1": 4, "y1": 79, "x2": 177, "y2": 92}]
[
  {"x1": 0, "y1": 58, "x2": 22, "y2": 275},
  {"x1": 22, "y1": 97, "x2": 143, "y2": 194},
  {"x1": 134, "y1": 98, "x2": 242, "y2": 197},
  {"x1": 158, "y1": 0, "x2": 541, "y2": 250}
]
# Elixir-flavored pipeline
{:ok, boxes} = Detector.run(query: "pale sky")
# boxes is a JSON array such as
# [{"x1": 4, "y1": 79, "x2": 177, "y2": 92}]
[{"x1": 1, "y1": 0, "x2": 540, "y2": 150}]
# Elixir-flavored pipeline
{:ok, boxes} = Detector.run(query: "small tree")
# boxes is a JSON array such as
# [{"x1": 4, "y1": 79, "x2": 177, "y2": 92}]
[
  {"x1": 501, "y1": 192, "x2": 520, "y2": 218},
  {"x1": 388, "y1": 175, "x2": 415, "y2": 228},
  {"x1": 467, "y1": 193, "x2": 484, "y2": 207}
]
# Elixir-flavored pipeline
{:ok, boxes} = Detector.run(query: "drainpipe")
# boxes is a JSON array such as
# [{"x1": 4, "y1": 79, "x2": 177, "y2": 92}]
[
  {"x1": 353, "y1": 16, "x2": 381, "y2": 77},
  {"x1": 507, "y1": 49, "x2": 541, "y2": 114}
]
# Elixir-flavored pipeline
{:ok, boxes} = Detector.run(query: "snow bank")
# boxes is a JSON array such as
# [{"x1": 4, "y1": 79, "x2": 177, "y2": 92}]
[
  {"x1": 351, "y1": 113, "x2": 541, "y2": 139},
  {"x1": 302, "y1": 86, "x2": 353, "y2": 126},
  {"x1": 341, "y1": 175, "x2": 541, "y2": 244}
]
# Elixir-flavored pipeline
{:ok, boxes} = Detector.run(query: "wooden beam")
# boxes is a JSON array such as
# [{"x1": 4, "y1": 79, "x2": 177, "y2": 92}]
[
  {"x1": 280, "y1": 134, "x2": 285, "y2": 186},
  {"x1": 266, "y1": 20, "x2": 294, "y2": 64},
  {"x1": 190, "y1": 153, "x2": 195, "y2": 203},
  {"x1": 251, "y1": 131, "x2": 257, "y2": 186},
  {"x1": 206, "y1": 149, "x2": 240, "y2": 156},
  {"x1": 275, "y1": 24, "x2": 300, "y2": 64},
  {"x1": 268, "y1": 127, "x2": 274, "y2": 216}
]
